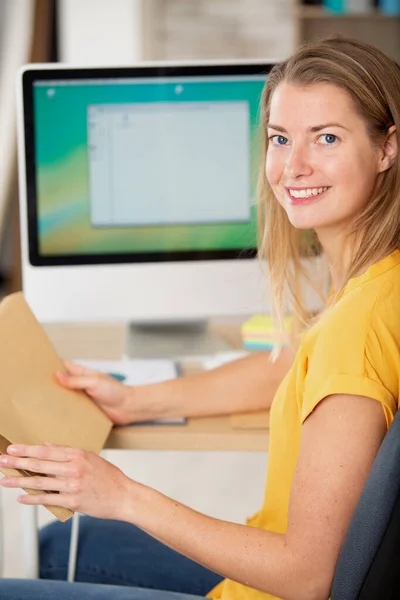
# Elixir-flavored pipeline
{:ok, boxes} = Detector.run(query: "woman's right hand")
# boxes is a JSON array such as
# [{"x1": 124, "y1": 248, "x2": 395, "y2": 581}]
[{"x1": 56, "y1": 361, "x2": 134, "y2": 425}]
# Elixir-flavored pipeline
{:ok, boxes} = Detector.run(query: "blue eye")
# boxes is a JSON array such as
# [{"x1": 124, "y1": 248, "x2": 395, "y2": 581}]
[
  {"x1": 270, "y1": 135, "x2": 289, "y2": 146},
  {"x1": 320, "y1": 134, "x2": 337, "y2": 144}
]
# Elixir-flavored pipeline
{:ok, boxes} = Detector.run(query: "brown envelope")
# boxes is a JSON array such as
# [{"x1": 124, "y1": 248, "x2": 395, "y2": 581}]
[{"x1": 0, "y1": 292, "x2": 113, "y2": 521}]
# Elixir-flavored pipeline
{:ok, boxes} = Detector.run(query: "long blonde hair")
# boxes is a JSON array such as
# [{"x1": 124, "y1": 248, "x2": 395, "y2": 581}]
[{"x1": 258, "y1": 36, "x2": 400, "y2": 347}]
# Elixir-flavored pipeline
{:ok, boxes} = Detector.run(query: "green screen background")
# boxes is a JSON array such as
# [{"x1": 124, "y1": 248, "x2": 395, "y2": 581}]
[{"x1": 34, "y1": 77, "x2": 266, "y2": 256}]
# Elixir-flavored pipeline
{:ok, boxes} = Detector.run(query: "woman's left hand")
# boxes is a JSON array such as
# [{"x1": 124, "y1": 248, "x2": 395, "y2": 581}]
[{"x1": 0, "y1": 443, "x2": 134, "y2": 521}]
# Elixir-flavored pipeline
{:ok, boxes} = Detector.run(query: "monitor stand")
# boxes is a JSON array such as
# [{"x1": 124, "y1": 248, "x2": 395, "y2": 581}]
[{"x1": 126, "y1": 321, "x2": 232, "y2": 359}]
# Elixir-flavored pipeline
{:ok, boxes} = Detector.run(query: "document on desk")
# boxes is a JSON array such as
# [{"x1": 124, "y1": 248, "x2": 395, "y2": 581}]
[{"x1": 73, "y1": 359, "x2": 186, "y2": 425}]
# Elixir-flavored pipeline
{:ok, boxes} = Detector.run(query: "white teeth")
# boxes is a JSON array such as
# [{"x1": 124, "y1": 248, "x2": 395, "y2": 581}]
[{"x1": 289, "y1": 186, "x2": 328, "y2": 199}]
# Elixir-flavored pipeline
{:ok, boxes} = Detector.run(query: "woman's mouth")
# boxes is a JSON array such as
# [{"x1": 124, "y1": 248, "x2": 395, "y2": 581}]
[{"x1": 286, "y1": 186, "x2": 330, "y2": 205}]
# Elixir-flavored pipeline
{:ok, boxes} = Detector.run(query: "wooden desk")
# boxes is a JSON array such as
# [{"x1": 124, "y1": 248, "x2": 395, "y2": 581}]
[
  {"x1": 107, "y1": 414, "x2": 268, "y2": 452},
  {"x1": 43, "y1": 320, "x2": 270, "y2": 453}
]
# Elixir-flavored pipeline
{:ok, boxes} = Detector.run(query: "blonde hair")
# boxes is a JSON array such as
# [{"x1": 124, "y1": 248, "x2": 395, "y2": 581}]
[{"x1": 258, "y1": 36, "x2": 400, "y2": 351}]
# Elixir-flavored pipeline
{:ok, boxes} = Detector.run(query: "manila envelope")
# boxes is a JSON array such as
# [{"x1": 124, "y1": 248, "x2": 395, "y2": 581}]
[{"x1": 0, "y1": 292, "x2": 113, "y2": 521}]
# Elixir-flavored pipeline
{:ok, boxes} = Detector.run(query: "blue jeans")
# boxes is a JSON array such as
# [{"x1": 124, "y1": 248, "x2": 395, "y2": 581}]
[
  {"x1": 0, "y1": 517, "x2": 223, "y2": 600},
  {"x1": 0, "y1": 581, "x2": 207, "y2": 600}
]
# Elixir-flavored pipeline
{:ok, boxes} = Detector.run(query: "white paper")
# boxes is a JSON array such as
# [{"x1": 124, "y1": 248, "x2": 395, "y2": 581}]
[{"x1": 73, "y1": 358, "x2": 186, "y2": 425}]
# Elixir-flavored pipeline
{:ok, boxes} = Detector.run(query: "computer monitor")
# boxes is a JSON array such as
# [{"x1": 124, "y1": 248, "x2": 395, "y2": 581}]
[{"x1": 17, "y1": 61, "x2": 274, "y2": 354}]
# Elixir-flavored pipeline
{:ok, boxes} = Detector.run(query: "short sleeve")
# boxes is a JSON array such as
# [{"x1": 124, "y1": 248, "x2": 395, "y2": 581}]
[
  {"x1": 301, "y1": 298, "x2": 398, "y2": 428},
  {"x1": 302, "y1": 372, "x2": 396, "y2": 427}
]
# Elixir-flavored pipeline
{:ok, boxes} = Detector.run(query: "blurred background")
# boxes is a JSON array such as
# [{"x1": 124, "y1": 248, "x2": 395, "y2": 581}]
[
  {"x1": 1, "y1": 0, "x2": 400, "y2": 580},
  {"x1": 1, "y1": 0, "x2": 400, "y2": 299}
]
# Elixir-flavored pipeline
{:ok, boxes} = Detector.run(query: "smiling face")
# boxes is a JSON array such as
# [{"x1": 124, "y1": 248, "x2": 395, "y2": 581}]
[{"x1": 265, "y1": 82, "x2": 384, "y2": 238}]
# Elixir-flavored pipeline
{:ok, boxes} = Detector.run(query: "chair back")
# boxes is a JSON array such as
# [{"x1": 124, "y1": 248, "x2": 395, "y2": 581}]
[{"x1": 331, "y1": 408, "x2": 400, "y2": 600}]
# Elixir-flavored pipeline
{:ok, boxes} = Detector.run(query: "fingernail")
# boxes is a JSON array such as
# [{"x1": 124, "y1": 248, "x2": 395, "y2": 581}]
[
  {"x1": 8, "y1": 445, "x2": 20, "y2": 454},
  {"x1": 0, "y1": 456, "x2": 8, "y2": 464},
  {"x1": 1, "y1": 478, "x2": 10, "y2": 484}
]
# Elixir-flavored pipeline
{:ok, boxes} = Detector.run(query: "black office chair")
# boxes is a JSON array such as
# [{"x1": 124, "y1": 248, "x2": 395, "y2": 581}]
[{"x1": 331, "y1": 407, "x2": 400, "y2": 600}]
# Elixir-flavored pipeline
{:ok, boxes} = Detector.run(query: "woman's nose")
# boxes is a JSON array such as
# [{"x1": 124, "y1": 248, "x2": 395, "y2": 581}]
[{"x1": 284, "y1": 145, "x2": 313, "y2": 179}]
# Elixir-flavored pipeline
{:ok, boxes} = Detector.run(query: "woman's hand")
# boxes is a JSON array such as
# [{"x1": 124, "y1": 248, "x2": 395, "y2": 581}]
[
  {"x1": 0, "y1": 443, "x2": 135, "y2": 521},
  {"x1": 56, "y1": 361, "x2": 134, "y2": 425}
]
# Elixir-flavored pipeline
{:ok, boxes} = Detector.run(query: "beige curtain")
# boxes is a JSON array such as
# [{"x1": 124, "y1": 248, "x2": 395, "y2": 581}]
[
  {"x1": 0, "y1": 0, "x2": 54, "y2": 292},
  {"x1": 0, "y1": 0, "x2": 35, "y2": 236}
]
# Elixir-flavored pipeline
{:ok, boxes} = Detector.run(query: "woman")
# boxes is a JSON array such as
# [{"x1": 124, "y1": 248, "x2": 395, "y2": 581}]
[{"x1": 1, "y1": 36, "x2": 399, "y2": 600}]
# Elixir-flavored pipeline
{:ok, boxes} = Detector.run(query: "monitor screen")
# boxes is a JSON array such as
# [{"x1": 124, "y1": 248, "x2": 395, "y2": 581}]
[{"x1": 22, "y1": 64, "x2": 272, "y2": 266}]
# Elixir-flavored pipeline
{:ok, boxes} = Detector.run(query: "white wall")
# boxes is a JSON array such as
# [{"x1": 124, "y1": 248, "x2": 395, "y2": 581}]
[
  {"x1": 58, "y1": 0, "x2": 143, "y2": 63},
  {"x1": 57, "y1": 0, "x2": 294, "y2": 64}
]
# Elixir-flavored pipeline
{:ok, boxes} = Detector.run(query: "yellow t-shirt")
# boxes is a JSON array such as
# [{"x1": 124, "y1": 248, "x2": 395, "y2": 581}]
[{"x1": 208, "y1": 250, "x2": 400, "y2": 600}]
